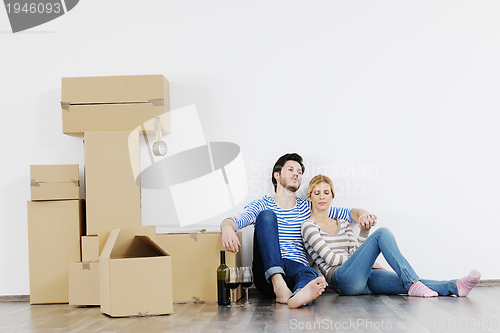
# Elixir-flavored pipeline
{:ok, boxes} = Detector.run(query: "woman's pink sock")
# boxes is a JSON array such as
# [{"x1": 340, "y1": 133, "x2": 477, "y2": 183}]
[
  {"x1": 408, "y1": 281, "x2": 438, "y2": 297},
  {"x1": 457, "y1": 269, "x2": 481, "y2": 297}
]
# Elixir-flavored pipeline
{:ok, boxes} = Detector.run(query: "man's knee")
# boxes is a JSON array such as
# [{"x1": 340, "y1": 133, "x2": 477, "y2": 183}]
[{"x1": 255, "y1": 210, "x2": 277, "y2": 227}]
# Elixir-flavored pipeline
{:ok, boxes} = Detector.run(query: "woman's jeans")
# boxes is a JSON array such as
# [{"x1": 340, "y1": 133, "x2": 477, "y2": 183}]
[
  {"x1": 330, "y1": 228, "x2": 459, "y2": 296},
  {"x1": 253, "y1": 210, "x2": 319, "y2": 297}
]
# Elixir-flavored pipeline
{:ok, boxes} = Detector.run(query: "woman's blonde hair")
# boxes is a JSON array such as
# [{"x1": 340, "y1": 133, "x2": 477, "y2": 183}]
[{"x1": 307, "y1": 174, "x2": 335, "y2": 199}]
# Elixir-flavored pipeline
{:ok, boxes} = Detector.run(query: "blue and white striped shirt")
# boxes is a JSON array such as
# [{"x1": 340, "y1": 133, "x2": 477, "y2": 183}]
[{"x1": 229, "y1": 195, "x2": 353, "y2": 266}]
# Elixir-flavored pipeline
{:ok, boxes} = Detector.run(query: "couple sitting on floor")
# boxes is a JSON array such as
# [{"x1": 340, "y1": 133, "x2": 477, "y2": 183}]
[{"x1": 220, "y1": 153, "x2": 481, "y2": 308}]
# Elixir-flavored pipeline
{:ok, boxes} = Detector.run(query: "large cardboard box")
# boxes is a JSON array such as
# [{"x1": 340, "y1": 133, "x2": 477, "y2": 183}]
[
  {"x1": 84, "y1": 131, "x2": 141, "y2": 235},
  {"x1": 61, "y1": 75, "x2": 169, "y2": 136},
  {"x1": 100, "y1": 227, "x2": 173, "y2": 317},
  {"x1": 69, "y1": 261, "x2": 100, "y2": 306},
  {"x1": 81, "y1": 236, "x2": 99, "y2": 262},
  {"x1": 27, "y1": 200, "x2": 84, "y2": 304},
  {"x1": 156, "y1": 231, "x2": 242, "y2": 303},
  {"x1": 30, "y1": 164, "x2": 79, "y2": 201}
]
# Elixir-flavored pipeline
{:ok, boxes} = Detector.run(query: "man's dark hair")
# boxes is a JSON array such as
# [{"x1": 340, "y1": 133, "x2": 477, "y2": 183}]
[{"x1": 271, "y1": 153, "x2": 305, "y2": 192}]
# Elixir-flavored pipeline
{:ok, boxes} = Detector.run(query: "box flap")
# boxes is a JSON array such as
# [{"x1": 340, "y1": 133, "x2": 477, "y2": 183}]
[
  {"x1": 98, "y1": 226, "x2": 156, "y2": 256},
  {"x1": 99, "y1": 228, "x2": 120, "y2": 260},
  {"x1": 61, "y1": 75, "x2": 168, "y2": 105},
  {"x1": 30, "y1": 164, "x2": 79, "y2": 184}
]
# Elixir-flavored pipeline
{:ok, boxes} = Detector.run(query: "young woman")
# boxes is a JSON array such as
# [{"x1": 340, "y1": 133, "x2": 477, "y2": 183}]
[{"x1": 301, "y1": 174, "x2": 481, "y2": 298}]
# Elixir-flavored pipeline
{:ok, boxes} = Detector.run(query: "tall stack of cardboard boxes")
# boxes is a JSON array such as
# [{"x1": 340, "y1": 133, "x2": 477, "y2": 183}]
[
  {"x1": 28, "y1": 165, "x2": 84, "y2": 304},
  {"x1": 27, "y1": 74, "x2": 243, "y2": 317}
]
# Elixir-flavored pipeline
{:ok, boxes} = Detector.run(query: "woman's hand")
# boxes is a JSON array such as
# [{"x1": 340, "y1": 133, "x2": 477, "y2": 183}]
[
  {"x1": 358, "y1": 213, "x2": 377, "y2": 229},
  {"x1": 372, "y1": 262, "x2": 385, "y2": 270},
  {"x1": 221, "y1": 220, "x2": 241, "y2": 254}
]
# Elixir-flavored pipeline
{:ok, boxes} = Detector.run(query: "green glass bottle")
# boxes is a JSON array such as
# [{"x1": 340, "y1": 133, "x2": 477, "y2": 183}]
[{"x1": 217, "y1": 250, "x2": 230, "y2": 305}]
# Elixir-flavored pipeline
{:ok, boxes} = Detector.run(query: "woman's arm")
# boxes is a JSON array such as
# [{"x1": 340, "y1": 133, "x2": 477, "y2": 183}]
[
  {"x1": 345, "y1": 221, "x2": 370, "y2": 255},
  {"x1": 302, "y1": 220, "x2": 348, "y2": 267},
  {"x1": 350, "y1": 209, "x2": 377, "y2": 229}
]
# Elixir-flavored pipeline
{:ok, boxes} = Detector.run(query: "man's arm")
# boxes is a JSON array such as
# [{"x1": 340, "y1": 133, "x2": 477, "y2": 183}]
[
  {"x1": 350, "y1": 208, "x2": 377, "y2": 229},
  {"x1": 220, "y1": 198, "x2": 266, "y2": 254},
  {"x1": 221, "y1": 218, "x2": 241, "y2": 254}
]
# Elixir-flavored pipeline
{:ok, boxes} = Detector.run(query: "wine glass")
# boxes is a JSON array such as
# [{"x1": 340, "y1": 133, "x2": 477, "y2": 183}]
[
  {"x1": 240, "y1": 266, "x2": 254, "y2": 306},
  {"x1": 225, "y1": 267, "x2": 240, "y2": 307}
]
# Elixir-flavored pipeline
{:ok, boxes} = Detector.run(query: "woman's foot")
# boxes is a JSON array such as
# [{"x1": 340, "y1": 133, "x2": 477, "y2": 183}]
[
  {"x1": 288, "y1": 277, "x2": 326, "y2": 309},
  {"x1": 408, "y1": 281, "x2": 438, "y2": 297},
  {"x1": 457, "y1": 269, "x2": 481, "y2": 297}
]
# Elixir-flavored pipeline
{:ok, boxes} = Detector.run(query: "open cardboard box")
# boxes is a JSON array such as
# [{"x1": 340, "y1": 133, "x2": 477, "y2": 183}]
[{"x1": 99, "y1": 227, "x2": 173, "y2": 317}]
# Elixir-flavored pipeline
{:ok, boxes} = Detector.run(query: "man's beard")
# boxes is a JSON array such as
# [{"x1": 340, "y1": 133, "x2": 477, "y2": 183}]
[{"x1": 279, "y1": 177, "x2": 299, "y2": 193}]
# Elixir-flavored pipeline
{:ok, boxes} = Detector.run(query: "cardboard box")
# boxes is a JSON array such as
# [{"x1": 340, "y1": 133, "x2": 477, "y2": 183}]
[
  {"x1": 100, "y1": 227, "x2": 173, "y2": 317},
  {"x1": 81, "y1": 236, "x2": 99, "y2": 262},
  {"x1": 156, "y1": 231, "x2": 242, "y2": 303},
  {"x1": 30, "y1": 164, "x2": 80, "y2": 201},
  {"x1": 84, "y1": 131, "x2": 141, "y2": 235},
  {"x1": 61, "y1": 75, "x2": 170, "y2": 136},
  {"x1": 27, "y1": 200, "x2": 84, "y2": 304},
  {"x1": 69, "y1": 262, "x2": 100, "y2": 306}
]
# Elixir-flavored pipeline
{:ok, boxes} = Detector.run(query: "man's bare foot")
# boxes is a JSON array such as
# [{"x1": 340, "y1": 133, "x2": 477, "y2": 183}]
[
  {"x1": 288, "y1": 277, "x2": 326, "y2": 309},
  {"x1": 271, "y1": 274, "x2": 292, "y2": 304}
]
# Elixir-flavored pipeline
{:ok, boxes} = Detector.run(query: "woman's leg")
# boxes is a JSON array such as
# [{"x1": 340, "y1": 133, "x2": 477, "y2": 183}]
[
  {"x1": 422, "y1": 269, "x2": 481, "y2": 296},
  {"x1": 367, "y1": 269, "x2": 481, "y2": 296},
  {"x1": 331, "y1": 227, "x2": 435, "y2": 296},
  {"x1": 365, "y1": 228, "x2": 421, "y2": 291},
  {"x1": 367, "y1": 269, "x2": 446, "y2": 295},
  {"x1": 329, "y1": 230, "x2": 387, "y2": 295}
]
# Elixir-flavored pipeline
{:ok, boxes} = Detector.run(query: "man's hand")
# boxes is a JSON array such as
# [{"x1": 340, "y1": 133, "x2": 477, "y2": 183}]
[
  {"x1": 358, "y1": 213, "x2": 377, "y2": 229},
  {"x1": 221, "y1": 219, "x2": 241, "y2": 254}
]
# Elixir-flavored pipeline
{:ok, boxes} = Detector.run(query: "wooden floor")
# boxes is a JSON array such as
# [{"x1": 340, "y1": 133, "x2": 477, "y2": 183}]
[{"x1": 1, "y1": 286, "x2": 500, "y2": 333}]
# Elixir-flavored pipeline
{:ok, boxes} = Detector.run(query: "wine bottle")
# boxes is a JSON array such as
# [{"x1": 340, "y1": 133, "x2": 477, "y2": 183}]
[{"x1": 217, "y1": 250, "x2": 230, "y2": 305}]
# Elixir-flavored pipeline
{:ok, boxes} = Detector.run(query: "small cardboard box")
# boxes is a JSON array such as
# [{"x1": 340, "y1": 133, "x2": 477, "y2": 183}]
[
  {"x1": 100, "y1": 227, "x2": 173, "y2": 317},
  {"x1": 156, "y1": 231, "x2": 242, "y2": 303},
  {"x1": 61, "y1": 75, "x2": 169, "y2": 136},
  {"x1": 84, "y1": 131, "x2": 141, "y2": 235},
  {"x1": 69, "y1": 261, "x2": 100, "y2": 306},
  {"x1": 30, "y1": 164, "x2": 80, "y2": 201},
  {"x1": 81, "y1": 236, "x2": 99, "y2": 262},
  {"x1": 27, "y1": 200, "x2": 84, "y2": 304}
]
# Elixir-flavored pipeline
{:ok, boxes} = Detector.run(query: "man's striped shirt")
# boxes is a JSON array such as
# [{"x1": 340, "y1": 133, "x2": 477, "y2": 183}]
[{"x1": 229, "y1": 195, "x2": 353, "y2": 266}]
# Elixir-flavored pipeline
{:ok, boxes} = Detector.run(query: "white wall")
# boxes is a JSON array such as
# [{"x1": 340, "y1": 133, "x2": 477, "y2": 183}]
[{"x1": 1, "y1": 0, "x2": 499, "y2": 296}]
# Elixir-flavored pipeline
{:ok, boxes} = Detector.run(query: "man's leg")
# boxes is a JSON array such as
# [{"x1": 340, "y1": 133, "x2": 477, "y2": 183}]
[{"x1": 252, "y1": 210, "x2": 292, "y2": 303}]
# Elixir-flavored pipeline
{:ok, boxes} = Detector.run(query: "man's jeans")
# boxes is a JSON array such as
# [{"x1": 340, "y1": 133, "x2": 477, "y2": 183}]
[
  {"x1": 330, "y1": 228, "x2": 459, "y2": 296},
  {"x1": 252, "y1": 210, "x2": 319, "y2": 298}
]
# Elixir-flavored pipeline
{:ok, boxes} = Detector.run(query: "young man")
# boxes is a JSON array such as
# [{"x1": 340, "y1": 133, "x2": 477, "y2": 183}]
[{"x1": 220, "y1": 153, "x2": 377, "y2": 308}]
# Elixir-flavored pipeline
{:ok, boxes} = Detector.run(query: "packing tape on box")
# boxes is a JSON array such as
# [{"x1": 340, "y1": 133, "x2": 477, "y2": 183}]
[
  {"x1": 148, "y1": 98, "x2": 165, "y2": 106},
  {"x1": 61, "y1": 102, "x2": 70, "y2": 111},
  {"x1": 189, "y1": 229, "x2": 207, "y2": 241},
  {"x1": 61, "y1": 98, "x2": 164, "y2": 111},
  {"x1": 82, "y1": 262, "x2": 90, "y2": 270},
  {"x1": 132, "y1": 105, "x2": 248, "y2": 227},
  {"x1": 30, "y1": 179, "x2": 79, "y2": 187}
]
